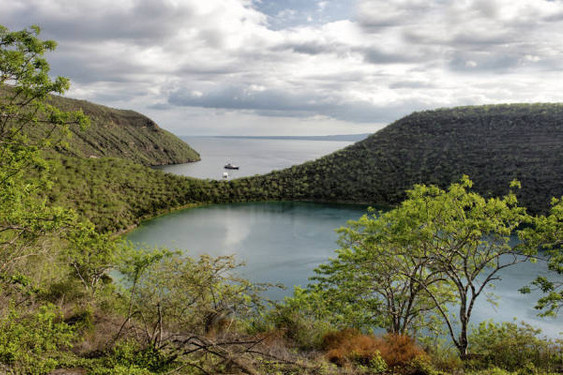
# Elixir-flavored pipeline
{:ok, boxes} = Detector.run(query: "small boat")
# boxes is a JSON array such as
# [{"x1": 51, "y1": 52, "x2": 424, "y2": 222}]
[
  {"x1": 224, "y1": 163, "x2": 239, "y2": 170},
  {"x1": 222, "y1": 172, "x2": 229, "y2": 179}
]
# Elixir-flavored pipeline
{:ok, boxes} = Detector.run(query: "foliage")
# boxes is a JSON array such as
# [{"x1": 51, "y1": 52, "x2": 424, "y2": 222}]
[
  {"x1": 322, "y1": 329, "x2": 428, "y2": 374},
  {"x1": 323, "y1": 329, "x2": 382, "y2": 368},
  {"x1": 41, "y1": 103, "x2": 563, "y2": 237},
  {"x1": 0, "y1": 304, "x2": 75, "y2": 374},
  {"x1": 0, "y1": 24, "x2": 108, "y2": 373},
  {"x1": 468, "y1": 320, "x2": 563, "y2": 373},
  {"x1": 0, "y1": 24, "x2": 88, "y2": 277},
  {"x1": 310, "y1": 177, "x2": 538, "y2": 358},
  {"x1": 62, "y1": 220, "x2": 120, "y2": 296},
  {"x1": 377, "y1": 334, "x2": 429, "y2": 369},
  {"x1": 265, "y1": 287, "x2": 337, "y2": 350},
  {"x1": 91, "y1": 340, "x2": 170, "y2": 374},
  {"x1": 38, "y1": 103, "x2": 563, "y2": 240},
  {"x1": 519, "y1": 198, "x2": 563, "y2": 317},
  {"x1": 110, "y1": 246, "x2": 271, "y2": 372},
  {"x1": 41, "y1": 92, "x2": 200, "y2": 166},
  {"x1": 43, "y1": 155, "x2": 213, "y2": 232},
  {"x1": 312, "y1": 207, "x2": 452, "y2": 335},
  {"x1": 242, "y1": 103, "x2": 563, "y2": 216}
]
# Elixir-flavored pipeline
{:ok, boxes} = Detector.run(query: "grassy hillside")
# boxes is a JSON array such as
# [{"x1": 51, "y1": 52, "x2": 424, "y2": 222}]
[
  {"x1": 45, "y1": 103, "x2": 563, "y2": 232},
  {"x1": 244, "y1": 103, "x2": 563, "y2": 214},
  {"x1": 21, "y1": 90, "x2": 200, "y2": 166}
]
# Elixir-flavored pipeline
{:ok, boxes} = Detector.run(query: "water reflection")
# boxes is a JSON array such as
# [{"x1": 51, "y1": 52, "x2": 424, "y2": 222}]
[{"x1": 127, "y1": 201, "x2": 562, "y2": 338}]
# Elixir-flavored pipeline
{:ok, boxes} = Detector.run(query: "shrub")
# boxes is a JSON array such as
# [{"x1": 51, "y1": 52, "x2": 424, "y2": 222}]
[
  {"x1": 322, "y1": 329, "x2": 429, "y2": 373},
  {"x1": 89, "y1": 363, "x2": 154, "y2": 375},
  {"x1": 323, "y1": 329, "x2": 382, "y2": 367},
  {"x1": 100, "y1": 340, "x2": 172, "y2": 373},
  {"x1": 422, "y1": 340, "x2": 463, "y2": 374},
  {"x1": 469, "y1": 320, "x2": 562, "y2": 373},
  {"x1": 266, "y1": 288, "x2": 335, "y2": 350},
  {"x1": 378, "y1": 333, "x2": 428, "y2": 368},
  {"x1": 0, "y1": 304, "x2": 75, "y2": 374}
]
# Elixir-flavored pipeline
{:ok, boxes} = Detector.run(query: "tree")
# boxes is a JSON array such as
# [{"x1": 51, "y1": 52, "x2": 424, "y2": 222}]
[
  {"x1": 63, "y1": 220, "x2": 120, "y2": 296},
  {"x1": 312, "y1": 212, "x2": 454, "y2": 335},
  {"x1": 519, "y1": 197, "x2": 563, "y2": 317},
  {"x1": 0, "y1": 25, "x2": 88, "y2": 278},
  {"x1": 0, "y1": 24, "x2": 94, "y2": 371},
  {"x1": 312, "y1": 177, "x2": 537, "y2": 358},
  {"x1": 114, "y1": 247, "x2": 269, "y2": 374},
  {"x1": 117, "y1": 248, "x2": 265, "y2": 345}
]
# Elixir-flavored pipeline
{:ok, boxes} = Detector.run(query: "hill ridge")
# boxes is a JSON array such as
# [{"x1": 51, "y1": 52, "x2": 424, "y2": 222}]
[
  {"x1": 243, "y1": 103, "x2": 563, "y2": 214},
  {"x1": 37, "y1": 92, "x2": 200, "y2": 166}
]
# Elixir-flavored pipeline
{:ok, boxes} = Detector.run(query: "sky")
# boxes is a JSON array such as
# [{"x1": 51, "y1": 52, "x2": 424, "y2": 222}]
[{"x1": 2, "y1": 0, "x2": 563, "y2": 136}]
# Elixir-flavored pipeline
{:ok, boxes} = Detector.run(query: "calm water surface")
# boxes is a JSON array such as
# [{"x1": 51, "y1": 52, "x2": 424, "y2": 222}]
[
  {"x1": 127, "y1": 201, "x2": 561, "y2": 338},
  {"x1": 127, "y1": 202, "x2": 366, "y2": 298},
  {"x1": 156, "y1": 137, "x2": 353, "y2": 179},
  {"x1": 133, "y1": 137, "x2": 561, "y2": 337}
]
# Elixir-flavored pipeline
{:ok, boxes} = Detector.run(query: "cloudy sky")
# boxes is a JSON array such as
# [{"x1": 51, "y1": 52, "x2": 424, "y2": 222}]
[{"x1": 3, "y1": 0, "x2": 563, "y2": 135}]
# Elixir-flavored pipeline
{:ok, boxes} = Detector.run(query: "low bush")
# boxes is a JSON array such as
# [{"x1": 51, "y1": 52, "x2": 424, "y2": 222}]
[
  {"x1": 0, "y1": 304, "x2": 75, "y2": 374},
  {"x1": 469, "y1": 320, "x2": 563, "y2": 373},
  {"x1": 94, "y1": 340, "x2": 173, "y2": 374},
  {"x1": 265, "y1": 287, "x2": 335, "y2": 350},
  {"x1": 378, "y1": 333, "x2": 428, "y2": 369},
  {"x1": 323, "y1": 329, "x2": 382, "y2": 368},
  {"x1": 322, "y1": 329, "x2": 430, "y2": 374}
]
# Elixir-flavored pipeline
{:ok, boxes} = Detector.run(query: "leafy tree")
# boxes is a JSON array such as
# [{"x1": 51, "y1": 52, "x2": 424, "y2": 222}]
[
  {"x1": 63, "y1": 220, "x2": 120, "y2": 296},
  {"x1": 117, "y1": 248, "x2": 265, "y2": 346},
  {"x1": 0, "y1": 25, "x2": 88, "y2": 276},
  {"x1": 312, "y1": 177, "x2": 537, "y2": 359},
  {"x1": 519, "y1": 197, "x2": 563, "y2": 317},
  {"x1": 113, "y1": 247, "x2": 270, "y2": 374},
  {"x1": 313, "y1": 209, "x2": 455, "y2": 336}
]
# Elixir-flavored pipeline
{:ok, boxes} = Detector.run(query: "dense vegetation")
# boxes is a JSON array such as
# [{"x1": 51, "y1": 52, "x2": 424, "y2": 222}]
[
  {"x1": 1, "y1": 84, "x2": 200, "y2": 166},
  {"x1": 42, "y1": 155, "x2": 279, "y2": 232},
  {"x1": 38, "y1": 94, "x2": 563, "y2": 233},
  {"x1": 243, "y1": 104, "x2": 563, "y2": 215},
  {"x1": 1, "y1": 24, "x2": 562, "y2": 375}
]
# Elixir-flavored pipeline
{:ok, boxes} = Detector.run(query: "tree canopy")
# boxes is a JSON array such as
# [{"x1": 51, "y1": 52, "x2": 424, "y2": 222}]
[{"x1": 311, "y1": 177, "x2": 548, "y2": 358}]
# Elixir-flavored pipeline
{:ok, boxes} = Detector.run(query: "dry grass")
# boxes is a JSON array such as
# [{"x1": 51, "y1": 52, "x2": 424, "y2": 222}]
[{"x1": 322, "y1": 329, "x2": 428, "y2": 371}]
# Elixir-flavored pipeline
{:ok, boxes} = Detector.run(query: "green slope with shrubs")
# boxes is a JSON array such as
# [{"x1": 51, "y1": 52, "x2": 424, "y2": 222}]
[
  {"x1": 20, "y1": 89, "x2": 201, "y2": 166},
  {"x1": 244, "y1": 104, "x2": 563, "y2": 214},
  {"x1": 45, "y1": 104, "x2": 563, "y2": 233}
]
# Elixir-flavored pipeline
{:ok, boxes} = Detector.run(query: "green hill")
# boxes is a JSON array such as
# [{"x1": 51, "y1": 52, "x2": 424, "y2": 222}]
[
  {"x1": 28, "y1": 92, "x2": 200, "y2": 166},
  {"x1": 42, "y1": 103, "x2": 563, "y2": 232},
  {"x1": 244, "y1": 103, "x2": 563, "y2": 214}
]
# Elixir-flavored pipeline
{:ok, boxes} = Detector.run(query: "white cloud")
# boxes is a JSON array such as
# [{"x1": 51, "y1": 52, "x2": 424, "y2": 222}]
[{"x1": 2, "y1": 0, "x2": 563, "y2": 135}]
